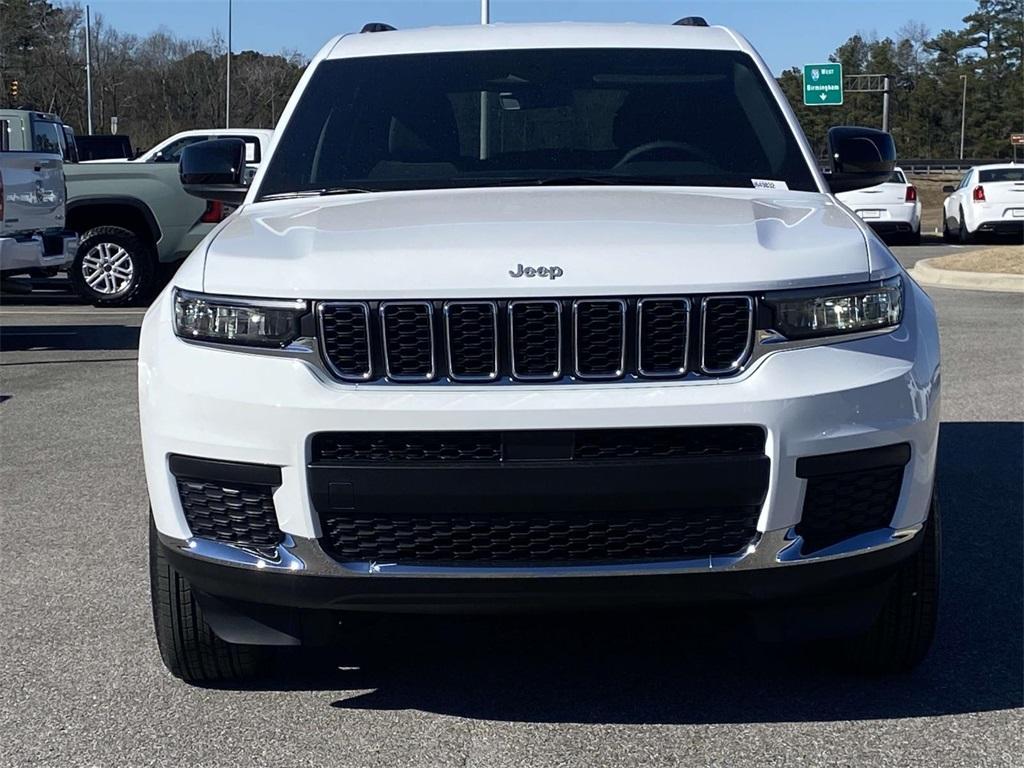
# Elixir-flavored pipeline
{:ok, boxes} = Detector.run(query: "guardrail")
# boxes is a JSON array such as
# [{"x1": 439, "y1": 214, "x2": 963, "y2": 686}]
[
  {"x1": 818, "y1": 160, "x2": 1012, "y2": 177},
  {"x1": 898, "y1": 159, "x2": 1008, "y2": 176}
]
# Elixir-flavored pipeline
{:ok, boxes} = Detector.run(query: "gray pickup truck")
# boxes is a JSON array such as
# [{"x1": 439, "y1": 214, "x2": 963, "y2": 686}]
[
  {"x1": 0, "y1": 112, "x2": 77, "y2": 278},
  {"x1": 1, "y1": 109, "x2": 266, "y2": 306}
]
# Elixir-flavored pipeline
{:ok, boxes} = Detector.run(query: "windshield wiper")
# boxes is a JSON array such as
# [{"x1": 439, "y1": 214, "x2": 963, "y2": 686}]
[{"x1": 261, "y1": 187, "x2": 376, "y2": 200}]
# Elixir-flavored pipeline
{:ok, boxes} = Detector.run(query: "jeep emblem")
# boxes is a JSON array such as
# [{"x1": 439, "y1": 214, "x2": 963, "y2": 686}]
[{"x1": 509, "y1": 263, "x2": 564, "y2": 280}]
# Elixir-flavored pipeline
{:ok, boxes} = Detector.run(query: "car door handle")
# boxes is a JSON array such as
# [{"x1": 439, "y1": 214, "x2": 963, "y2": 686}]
[{"x1": 33, "y1": 164, "x2": 42, "y2": 172}]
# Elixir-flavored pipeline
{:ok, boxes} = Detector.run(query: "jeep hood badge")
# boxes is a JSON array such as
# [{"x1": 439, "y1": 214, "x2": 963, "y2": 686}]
[{"x1": 509, "y1": 263, "x2": 564, "y2": 280}]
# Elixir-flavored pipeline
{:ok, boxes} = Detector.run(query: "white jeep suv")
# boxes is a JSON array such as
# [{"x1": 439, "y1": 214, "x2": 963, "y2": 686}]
[{"x1": 140, "y1": 20, "x2": 941, "y2": 684}]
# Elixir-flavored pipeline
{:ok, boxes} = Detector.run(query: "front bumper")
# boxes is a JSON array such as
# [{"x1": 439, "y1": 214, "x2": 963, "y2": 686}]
[
  {"x1": 140, "y1": 276, "x2": 941, "y2": 608},
  {"x1": 0, "y1": 231, "x2": 77, "y2": 275}
]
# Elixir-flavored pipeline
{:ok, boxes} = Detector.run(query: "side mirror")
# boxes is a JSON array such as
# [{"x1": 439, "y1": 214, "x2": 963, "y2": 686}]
[
  {"x1": 942, "y1": 185, "x2": 956, "y2": 193},
  {"x1": 180, "y1": 139, "x2": 247, "y2": 204},
  {"x1": 825, "y1": 126, "x2": 897, "y2": 194}
]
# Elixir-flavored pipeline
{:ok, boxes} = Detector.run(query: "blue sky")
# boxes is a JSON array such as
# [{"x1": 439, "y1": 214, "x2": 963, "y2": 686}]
[{"x1": 84, "y1": 0, "x2": 976, "y2": 74}]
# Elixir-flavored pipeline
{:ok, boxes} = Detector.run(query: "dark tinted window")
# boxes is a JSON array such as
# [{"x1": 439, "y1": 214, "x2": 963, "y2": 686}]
[
  {"x1": 259, "y1": 48, "x2": 817, "y2": 198},
  {"x1": 888, "y1": 170, "x2": 906, "y2": 184},
  {"x1": 979, "y1": 168, "x2": 1024, "y2": 183},
  {"x1": 31, "y1": 119, "x2": 62, "y2": 155},
  {"x1": 152, "y1": 135, "x2": 208, "y2": 162}
]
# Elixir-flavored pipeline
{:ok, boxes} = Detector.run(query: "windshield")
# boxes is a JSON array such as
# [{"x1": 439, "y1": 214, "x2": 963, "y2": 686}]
[{"x1": 258, "y1": 48, "x2": 818, "y2": 199}]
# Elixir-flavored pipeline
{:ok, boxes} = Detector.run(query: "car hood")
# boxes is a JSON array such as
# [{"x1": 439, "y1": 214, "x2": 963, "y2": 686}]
[{"x1": 201, "y1": 187, "x2": 873, "y2": 298}]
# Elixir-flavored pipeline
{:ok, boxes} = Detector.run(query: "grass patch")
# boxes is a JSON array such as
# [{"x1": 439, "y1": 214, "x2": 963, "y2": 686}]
[{"x1": 929, "y1": 247, "x2": 1024, "y2": 275}]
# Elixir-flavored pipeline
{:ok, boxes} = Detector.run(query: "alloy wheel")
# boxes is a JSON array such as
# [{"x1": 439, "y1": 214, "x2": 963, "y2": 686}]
[{"x1": 81, "y1": 242, "x2": 135, "y2": 296}]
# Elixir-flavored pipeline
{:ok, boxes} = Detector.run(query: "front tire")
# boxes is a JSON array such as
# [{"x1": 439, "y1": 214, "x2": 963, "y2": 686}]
[
  {"x1": 71, "y1": 226, "x2": 155, "y2": 307},
  {"x1": 150, "y1": 519, "x2": 268, "y2": 684},
  {"x1": 846, "y1": 496, "x2": 940, "y2": 673}
]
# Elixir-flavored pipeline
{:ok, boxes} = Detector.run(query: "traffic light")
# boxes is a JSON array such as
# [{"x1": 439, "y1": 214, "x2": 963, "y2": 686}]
[{"x1": 8, "y1": 80, "x2": 19, "y2": 101}]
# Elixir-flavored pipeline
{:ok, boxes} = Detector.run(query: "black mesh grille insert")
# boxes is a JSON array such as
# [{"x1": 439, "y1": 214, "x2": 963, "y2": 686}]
[
  {"x1": 319, "y1": 507, "x2": 760, "y2": 564},
  {"x1": 574, "y1": 300, "x2": 625, "y2": 378},
  {"x1": 312, "y1": 426, "x2": 764, "y2": 464},
  {"x1": 313, "y1": 432, "x2": 503, "y2": 464},
  {"x1": 177, "y1": 477, "x2": 282, "y2": 555},
  {"x1": 702, "y1": 297, "x2": 753, "y2": 373},
  {"x1": 639, "y1": 298, "x2": 689, "y2": 375},
  {"x1": 320, "y1": 302, "x2": 371, "y2": 380},
  {"x1": 510, "y1": 301, "x2": 561, "y2": 378},
  {"x1": 574, "y1": 425, "x2": 765, "y2": 460},
  {"x1": 382, "y1": 302, "x2": 434, "y2": 379},
  {"x1": 797, "y1": 466, "x2": 904, "y2": 553},
  {"x1": 446, "y1": 302, "x2": 498, "y2": 379}
]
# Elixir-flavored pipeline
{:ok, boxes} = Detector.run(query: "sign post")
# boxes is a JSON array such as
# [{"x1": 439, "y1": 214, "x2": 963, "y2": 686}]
[{"x1": 803, "y1": 63, "x2": 844, "y2": 106}]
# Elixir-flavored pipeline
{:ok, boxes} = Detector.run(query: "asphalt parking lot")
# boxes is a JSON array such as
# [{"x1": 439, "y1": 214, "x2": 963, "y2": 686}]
[{"x1": 1, "y1": 242, "x2": 1021, "y2": 767}]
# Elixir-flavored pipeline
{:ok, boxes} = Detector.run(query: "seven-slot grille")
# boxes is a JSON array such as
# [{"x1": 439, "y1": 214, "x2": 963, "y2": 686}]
[{"x1": 317, "y1": 296, "x2": 754, "y2": 384}]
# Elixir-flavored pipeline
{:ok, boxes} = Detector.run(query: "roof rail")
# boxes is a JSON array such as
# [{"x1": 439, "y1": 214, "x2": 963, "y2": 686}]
[
  {"x1": 673, "y1": 16, "x2": 709, "y2": 27},
  {"x1": 360, "y1": 22, "x2": 396, "y2": 33}
]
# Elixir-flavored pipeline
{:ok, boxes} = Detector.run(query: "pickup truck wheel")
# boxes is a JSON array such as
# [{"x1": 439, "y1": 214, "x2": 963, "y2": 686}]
[
  {"x1": 149, "y1": 518, "x2": 268, "y2": 684},
  {"x1": 71, "y1": 226, "x2": 155, "y2": 307},
  {"x1": 845, "y1": 495, "x2": 940, "y2": 673}
]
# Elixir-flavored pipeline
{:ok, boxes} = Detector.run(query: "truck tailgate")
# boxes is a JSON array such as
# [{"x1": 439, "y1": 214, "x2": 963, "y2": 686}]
[{"x1": 1, "y1": 153, "x2": 65, "y2": 236}]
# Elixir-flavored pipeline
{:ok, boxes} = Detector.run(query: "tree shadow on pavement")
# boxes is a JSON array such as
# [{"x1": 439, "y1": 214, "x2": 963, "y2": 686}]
[
  {"x1": 0, "y1": 324, "x2": 140, "y2": 352},
  {"x1": 264, "y1": 421, "x2": 1022, "y2": 724}
]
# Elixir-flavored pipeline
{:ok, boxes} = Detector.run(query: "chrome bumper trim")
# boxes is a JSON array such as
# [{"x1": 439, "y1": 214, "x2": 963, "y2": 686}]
[{"x1": 161, "y1": 523, "x2": 923, "y2": 579}]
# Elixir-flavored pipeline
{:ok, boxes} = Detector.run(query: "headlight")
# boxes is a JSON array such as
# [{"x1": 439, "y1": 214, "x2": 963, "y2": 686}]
[
  {"x1": 763, "y1": 276, "x2": 903, "y2": 340},
  {"x1": 173, "y1": 289, "x2": 307, "y2": 348}
]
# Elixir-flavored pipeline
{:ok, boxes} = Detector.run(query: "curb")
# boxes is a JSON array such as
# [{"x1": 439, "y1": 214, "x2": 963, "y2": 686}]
[{"x1": 910, "y1": 257, "x2": 1024, "y2": 294}]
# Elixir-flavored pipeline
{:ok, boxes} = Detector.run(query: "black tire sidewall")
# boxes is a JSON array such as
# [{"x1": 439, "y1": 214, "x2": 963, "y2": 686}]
[
  {"x1": 958, "y1": 208, "x2": 971, "y2": 244},
  {"x1": 71, "y1": 226, "x2": 155, "y2": 306}
]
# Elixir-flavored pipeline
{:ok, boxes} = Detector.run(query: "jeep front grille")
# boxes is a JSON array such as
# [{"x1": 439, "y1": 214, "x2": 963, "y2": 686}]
[{"x1": 317, "y1": 296, "x2": 755, "y2": 384}]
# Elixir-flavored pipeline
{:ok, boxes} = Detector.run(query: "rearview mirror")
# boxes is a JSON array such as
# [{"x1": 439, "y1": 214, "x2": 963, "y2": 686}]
[
  {"x1": 180, "y1": 139, "x2": 247, "y2": 204},
  {"x1": 825, "y1": 126, "x2": 897, "y2": 194},
  {"x1": 942, "y1": 185, "x2": 956, "y2": 193}
]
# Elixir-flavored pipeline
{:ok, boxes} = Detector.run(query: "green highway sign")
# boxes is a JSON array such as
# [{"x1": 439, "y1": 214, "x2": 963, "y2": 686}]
[{"x1": 803, "y1": 63, "x2": 844, "y2": 106}]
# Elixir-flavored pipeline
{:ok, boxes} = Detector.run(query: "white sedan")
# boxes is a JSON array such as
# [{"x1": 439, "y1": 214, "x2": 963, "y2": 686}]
[
  {"x1": 836, "y1": 167, "x2": 921, "y2": 244},
  {"x1": 942, "y1": 164, "x2": 1024, "y2": 243}
]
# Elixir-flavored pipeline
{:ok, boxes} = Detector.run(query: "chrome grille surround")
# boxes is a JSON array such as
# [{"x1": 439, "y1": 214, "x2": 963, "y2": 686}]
[
  {"x1": 637, "y1": 296, "x2": 691, "y2": 377},
  {"x1": 699, "y1": 296, "x2": 755, "y2": 375},
  {"x1": 444, "y1": 300, "x2": 500, "y2": 381},
  {"x1": 317, "y1": 301, "x2": 373, "y2": 381},
  {"x1": 572, "y1": 298, "x2": 627, "y2": 380},
  {"x1": 315, "y1": 295, "x2": 762, "y2": 384},
  {"x1": 508, "y1": 299, "x2": 563, "y2": 381},
  {"x1": 379, "y1": 301, "x2": 435, "y2": 381}
]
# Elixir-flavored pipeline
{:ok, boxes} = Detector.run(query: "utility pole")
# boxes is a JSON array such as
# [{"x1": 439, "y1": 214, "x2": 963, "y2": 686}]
[
  {"x1": 478, "y1": 0, "x2": 489, "y2": 159},
  {"x1": 881, "y1": 75, "x2": 890, "y2": 133},
  {"x1": 85, "y1": 5, "x2": 93, "y2": 133},
  {"x1": 225, "y1": 0, "x2": 232, "y2": 129},
  {"x1": 959, "y1": 74, "x2": 968, "y2": 160}
]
